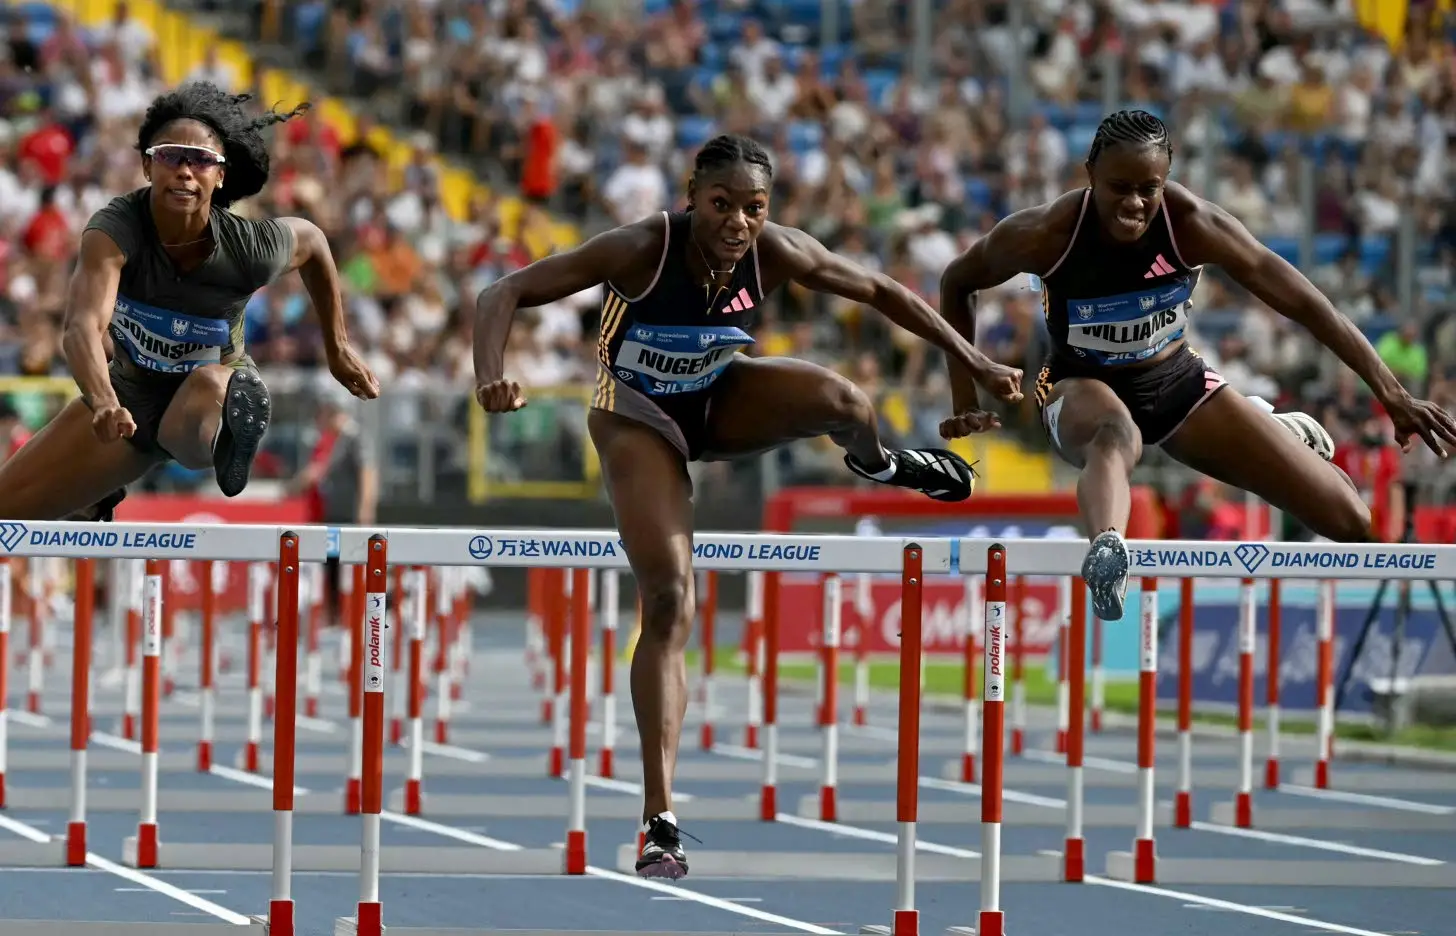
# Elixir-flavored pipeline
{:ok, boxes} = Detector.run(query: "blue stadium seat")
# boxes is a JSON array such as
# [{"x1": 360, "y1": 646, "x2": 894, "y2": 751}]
[
  {"x1": 1313, "y1": 233, "x2": 1352, "y2": 265},
  {"x1": 15, "y1": 2, "x2": 56, "y2": 24},
  {"x1": 677, "y1": 115, "x2": 717, "y2": 150},
  {"x1": 1360, "y1": 234, "x2": 1391, "y2": 271},
  {"x1": 863, "y1": 68, "x2": 898, "y2": 107},
  {"x1": 1065, "y1": 123, "x2": 1097, "y2": 159},
  {"x1": 963, "y1": 177, "x2": 992, "y2": 212},
  {"x1": 1262, "y1": 235, "x2": 1300, "y2": 266},
  {"x1": 294, "y1": 1, "x2": 327, "y2": 50},
  {"x1": 787, "y1": 120, "x2": 822, "y2": 154},
  {"x1": 643, "y1": 0, "x2": 672, "y2": 14},
  {"x1": 699, "y1": 43, "x2": 725, "y2": 70},
  {"x1": 707, "y1": 12, "x2": 743, "y2": 43}
]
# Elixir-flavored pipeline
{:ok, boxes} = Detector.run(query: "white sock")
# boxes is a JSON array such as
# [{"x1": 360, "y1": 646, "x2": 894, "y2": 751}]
[
  {"x1": 864, "y1": 449, "x2": 898, "y2": 481},
  {"x1": 647, "y1": 810, "x2": 677, "y2": 831}
]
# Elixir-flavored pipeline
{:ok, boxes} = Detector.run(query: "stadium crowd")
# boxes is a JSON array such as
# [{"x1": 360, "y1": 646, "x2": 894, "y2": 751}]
[{"x1": 2, "y1": 0, "x2": 1455, "y2": 531}]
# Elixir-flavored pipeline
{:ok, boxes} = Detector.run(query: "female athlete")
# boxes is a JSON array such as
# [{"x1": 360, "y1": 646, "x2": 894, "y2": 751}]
[
  {"x1": 939, "y1": 110, "x2": 1456, "y2": 622},
  {"x1": 474, "y1": 134, "x2": 1022, "y2": 878},
  {"x1": 0, "y1": 81, "x2": 379, "y2": 521}
]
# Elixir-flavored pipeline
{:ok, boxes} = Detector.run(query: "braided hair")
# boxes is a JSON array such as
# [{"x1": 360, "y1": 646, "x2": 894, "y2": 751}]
[
  {"x1": 137, "y1": 82, "x2": 309, "y2": 208},
  {"x1": 693, "y1": 134, "x2": 774, "y2": 182},
  {"x1": 1086, "y1": 109, "x2": 1173, "y2": 166}
]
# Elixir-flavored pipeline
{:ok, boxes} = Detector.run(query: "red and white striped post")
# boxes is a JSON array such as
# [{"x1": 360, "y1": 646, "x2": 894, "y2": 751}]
[
  {"x1": 347, "y1": 563, "x2": 366, "y2": 815},
  {"x1": 744, "y1": 571, "x2": 764, "y2": 749},
  {"x1": 892, "y1": 545, "x2": 924, "y2": 936},
  {"x1": 389, "y1": 567, "x2": 407, "y2": 745},
  {"x1": 978, "y1": 545, "x2": 1007, "y2": 936},
  {"x1": 269, "y1": 534, "x2": 302, "y2": 936},
  {"x1": 1063, "y1": 579, "x2": 1087, "y2": 882},
  {"x1": 759, "y1": 569, "x2": 781, "y2": 820},
  {"x1": 27, "y1": 560, "x2": 43, "y2": 714},
  {"x1": 1314, "y1": 580, "x2": 1335, "y2": 789},
  {"x1": 404, "y1": 568, "x2": 427, "y2": 814},
  {"x1": 1233, "y1": 578, "x2": 1256, "y2": 828},
  {"x1": 1265, "y1": 579, "x2": 1282, "y2": 789},
  {"x1": 338, "y1": 559, "x2": 355, "y2": 685},
  {"x1": 852, "y1": 572, "x2": 870, "y2": 726},
  {"x1": 699, "y1": 571, "x2": 717, "y2": 751},
  {"x1": 566, "y1": 568, "x2": 590, "y2": 874},
  {"x1": 136, "y1": 558, "x2": 164, "y2": 868},
  {"x1": 1091, "y1": 614, "x2": 1104, "y2": 733},
  {"x1": 243, "y1": 563, "x2": 267, "y2": 773},
  {"x1": 598, "y1": 569, "x2": 619, "y2": 777},
  {"x1": 1009, "y1": 576, "x2": 1025, "y2": 756},
  {"x1": 0, "y1": 560, "x2": 10, "y2": 806},
  {"x1": 549, "y1": 569, "x2": 568, "y2": 778},
  {"x1": 1055, "y1": 576, "x2": 1071, "y2": 754},
  {"x1": 123, "y1": 560, "x2": 141, "y2": 740},
  {"x1": 960, "y1": 575, "x2": 979, "y2": 783},
  {"x1": 304, "y1": 564, "x2": 322, "y2": 718},
  {"x1": 818, "y1": 574, "x2": 841, "y2": 822},
  {"x1": 161, "y1": 563, "x2": 177, "y2": 699},
  {"x1": 1174, "y1": 577, "x2": 1194, "y2": 828},
  {"x1": 433, "y1": 569, "x2": 455, "y2": 744},
  {"x1": 354, "y1": 535, "x2": 389, "y2": 936},
  {"x1": 66, "y1": 559, "x2": 94, "y2": 866},
  {"x1": 196, "y1": 561, "x2": 216, "y2": 772},
  {"x1": 1133, "y1": 576, "x2": 1158, "y2": 882}
]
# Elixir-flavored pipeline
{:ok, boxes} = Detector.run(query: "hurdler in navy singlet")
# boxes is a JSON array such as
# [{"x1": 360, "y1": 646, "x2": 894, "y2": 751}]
[{"x1": 592, "y1": 210, "x2": 763, "y2": 460}]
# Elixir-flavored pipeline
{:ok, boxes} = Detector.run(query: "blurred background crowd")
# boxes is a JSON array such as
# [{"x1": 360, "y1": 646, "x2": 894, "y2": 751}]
[{"x1": 0, "y1": 0, "x2": 1453, "y2": 540}]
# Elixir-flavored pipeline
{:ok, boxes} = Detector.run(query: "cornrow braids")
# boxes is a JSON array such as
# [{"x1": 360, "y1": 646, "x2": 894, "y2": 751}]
[
  {"x1": 693, "y1": 134, "x2": 774, "y2": 181},
  {"x1": 1086, "y1": 109, "x2": 1173, "y2": 165},
  {"x1": 137, "y1": 81, "x2": 309, "y2": 208}
]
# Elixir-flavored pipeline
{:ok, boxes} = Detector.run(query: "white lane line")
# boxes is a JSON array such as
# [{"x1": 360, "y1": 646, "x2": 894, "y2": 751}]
[
  {"x1": 710, "y1": 742, "x2": 818, "y2": 769},
  {"x1": 115, "y1": 887, "x2": 228, "y2": 895},
  {"x1": 774, "y1": 813, "x2": 980, "y2": 859},
  {"x1": 1089, "y1": 874, "x2": 1396, "y2": 936},
  {"x1": 0, "y1": 813, "x2": 250, "y2": 924},
  {"x1": 652, "y1": 896, "x2": 763, "y2": 903},
  {"x1": 1279, "y1": 784, "x2": 1456, "y2": 815}
]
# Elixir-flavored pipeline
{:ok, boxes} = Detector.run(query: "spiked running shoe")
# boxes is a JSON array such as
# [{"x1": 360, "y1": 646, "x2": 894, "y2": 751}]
[
  {"x1": 214, "y1": 369, "x2": 271, "y2": 498},
  {"x1": 1082, "y1": 529, "x2": 1130, "y2": 622},
  {"x1": 1273, "y1": 411, "x2": 1335, "y2": 462},
  {"x1": 636, "y1": 814, "x2": 695, "y2": 880},
  {"x1": 67, "y1": 487, "x2": 127, "y2": 523},
  {"x1": 844, "y1": 447, "x2": 977, "y2": 502}
]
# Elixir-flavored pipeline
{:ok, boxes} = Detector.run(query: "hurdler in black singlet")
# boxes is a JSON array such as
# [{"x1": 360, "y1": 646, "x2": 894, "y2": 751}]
[
  {"x1": 1033, "y1": 189, "x2": 1227, "y2": 445},
  {"x1": 592, "y1": 210, "x2": 765, "y2": 460},
  {"x1": 82, "y1": 188, "x2": 296, "y2": 455}
]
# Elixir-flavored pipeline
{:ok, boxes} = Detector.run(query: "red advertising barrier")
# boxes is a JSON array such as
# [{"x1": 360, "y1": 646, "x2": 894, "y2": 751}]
[
  {"x1": 774, "y1": 573, "x2": 1063, "y2": 658},
  {"x1": 112, "y1": 495, "x2": 312, "y2": 614}
]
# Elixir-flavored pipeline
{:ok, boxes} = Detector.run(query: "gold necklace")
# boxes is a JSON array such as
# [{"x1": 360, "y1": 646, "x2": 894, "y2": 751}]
[{"x1": 693, "y1": 235, "x2": 735, "y2": 315}]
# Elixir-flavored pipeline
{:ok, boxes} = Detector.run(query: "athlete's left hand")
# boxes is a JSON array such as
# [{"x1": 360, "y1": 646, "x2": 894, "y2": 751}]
[
  {"x1": 939, "y1": 410, "x2": 1002, "y2": 439},
  {"x1": 327, "y1": 343, "x2": 381, "y2": 400},
  {"x1": 1384, "y1": 392, "x2": 1456, "y2": 458}
]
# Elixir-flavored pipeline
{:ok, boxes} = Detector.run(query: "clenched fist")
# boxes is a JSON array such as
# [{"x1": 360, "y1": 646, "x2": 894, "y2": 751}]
[{"x1": 475, "y1": 379, "x2": 527, "y2": 413}]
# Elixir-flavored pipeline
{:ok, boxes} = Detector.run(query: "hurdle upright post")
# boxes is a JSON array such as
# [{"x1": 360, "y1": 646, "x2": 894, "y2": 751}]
[
  {"x1": 347, "y1": 563, "x2": 366, "y2": 814},
  {"x1": 567, "y1": 567, "x2": 591, "y2": 874},
  {"x1": 27, "y1": 559, "x2": 43, "y2": 714},
  {"x1": 699, "y1": 570, "x2": 717, "y2": 750},
  {"x1": 1055, "y1": 575, "x2": 1071, "y2": 754},
  {"x1": 1063, "y1": 578, "x2": 1086, "y2": 882},
  {"x1": 960, "y1": 574, "x2": 979, "y2": 783},
  {"x1": 404, "y1": 568, "x2": 427, "y2": 814},
  {"x1": 853, "y1": 571, "x2": 870, "y2": 726},
  {"x1": 1234, "y1": 578, "x2": 1257, "y2": 828},
  {"x1": 66, "y1": 558, "x2": 94, "y2": 866},
  {"x1": 599, "y1": 569, "x2": 619, "y2": 776},
  {"x1": 268, "y1": 532, "x2": 302, "y2": 936},
  {"x1": 892, "y1": 544, "x2": 924, "y2": 936},
  {"x1": 1314, "y1": 580, "x2": 1335, "y2": 789},
  {"x1": 1010, "y1": 575, "x2": 1025, "y2": 756},
  {"x1": 1133, "y1": 576, "x2": 1158, "y2": 882},
  {"x1": 759, "y1": 569, "x2": 780, "y2": 820},
  {"x1": 123, "y1": 560, "x2": 141, "y2": 739},
  {"x1": 818, "y1": 574, "x2": 841, "y2": 822},
  {"x1": 243, "y1": 563, "x2": 268, "y2": 773},
  {"x1": 354, "y1": 535, "x2": 390, "y2": 936},
  {"x1": 135, "y1": 558, "x2": 164, "y2": 868},
  {"x1": 1265, "y1": 579, "x2": 1282, "y2": 789},
  {"x1": 978, "y1": 545, "x2": 1007, "y2": 936},
  {"x1": 0, "y1": 560, "x2": 9, "y2": 806},
  {"x1": 1091, "y1": 614, "x2": 1104, "y2": 733},
  {"x1": 1174, "y1": 577, "x2": 1194, "y2": 828},
  {"x1": 197, "y1": 560, "x2": 215, "y2": 772},
  {"x1": 744, "y1": 571, "x2": 764, "y2": 749}
]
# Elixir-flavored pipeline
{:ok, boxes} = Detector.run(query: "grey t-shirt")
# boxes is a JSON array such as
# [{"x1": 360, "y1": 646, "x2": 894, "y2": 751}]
[{"x1": 82, "y1": 188, "x2": 296, "y2": 374}]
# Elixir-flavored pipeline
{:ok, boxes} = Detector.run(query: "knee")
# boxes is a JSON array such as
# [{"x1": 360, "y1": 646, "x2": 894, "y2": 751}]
[
  {"x1": 638, "y1": 576, "x2": 695, "y2": 648},
  {"x1": 1326, "y1": 487, "x2": 1375, "y2": 543},
  {"x1": 1084, "y1": 417, "x2": 1141, "y2": 465},
  {"x1": 819, "y1": 375, "x2": 875, "y2": 431}
]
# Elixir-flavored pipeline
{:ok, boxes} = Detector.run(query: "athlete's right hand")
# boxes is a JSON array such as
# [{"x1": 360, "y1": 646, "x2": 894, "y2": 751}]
[
  {"x1": 974, "y1": 360, "x2": 1024, "y2": 404},
  {"x1": 91, "y1": 404, "x2": 137, "y2": 443},
  {"x1": 938, "y1": 410, "x2": 1002, "y2": 439},
  {"x1": 475, "y1": 379, "x2": 527, "y2": 413}
]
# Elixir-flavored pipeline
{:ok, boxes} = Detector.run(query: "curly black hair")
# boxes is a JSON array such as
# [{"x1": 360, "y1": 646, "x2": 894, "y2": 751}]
[
  {"x1": 1087, "y1": 109, "x2": 1173, "y2": 166},
  {"x1": 136, "y1": 81, "x2": 309, "y2": 208}
]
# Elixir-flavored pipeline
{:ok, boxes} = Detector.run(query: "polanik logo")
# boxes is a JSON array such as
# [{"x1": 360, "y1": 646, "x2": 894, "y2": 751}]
[
  {"x1": 1234, "y1": 543, "x2": 1270, "y2": 574},
  {"x1": 468, "y1": 535, "x2": 494, "y2": 560},
  {"x1": 0, "y1": 522, "x2": 27, "y2": 553}
]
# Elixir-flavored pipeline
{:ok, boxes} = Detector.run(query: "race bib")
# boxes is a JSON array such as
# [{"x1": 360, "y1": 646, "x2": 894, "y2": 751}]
[
  {"x1": 1066, "y1": 278, "x2": 1193, "y2": 365},
  {"x1": 110, "y1": 295, "x2": 229, "y2": 374},
  {"x1": 611, "y1": 324, "x2": 755, "y2": 396}
]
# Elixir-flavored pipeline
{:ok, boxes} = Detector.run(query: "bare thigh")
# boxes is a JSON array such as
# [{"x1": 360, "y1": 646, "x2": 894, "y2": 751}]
[
  {"x1": 700, "y1": 355, "x2": 871, "y2": 461},
  {"x1": 1162, "y1": 387, "x2": 1371, "y2": 541},
  {"x1": 1042, "y1": 377, "x2": 1143, "y2": 468},
  {"x1": 0, "y1": 399, "x2": 159, "y2": 520},
  {"x1": 156, "y1": 364, "x2": 231, "y2": 469},
  {"x1": 587, "y1": 409, "x2": 696, "y2": 631}
]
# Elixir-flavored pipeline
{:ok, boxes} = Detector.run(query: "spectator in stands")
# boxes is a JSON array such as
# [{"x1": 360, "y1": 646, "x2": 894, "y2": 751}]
[{"x1": 1376, "y1": 322, "x2": 1430, "y2": 393}]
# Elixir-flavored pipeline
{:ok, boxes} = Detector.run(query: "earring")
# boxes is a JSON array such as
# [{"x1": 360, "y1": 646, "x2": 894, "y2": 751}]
[{"x1": 216, "y1": 180, "x2": 223, "y2": 189}]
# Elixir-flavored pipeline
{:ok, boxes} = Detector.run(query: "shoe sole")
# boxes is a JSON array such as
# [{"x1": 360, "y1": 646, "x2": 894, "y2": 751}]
[
  {"x1": 1081, "y1": 534, "x2": 1129, "y2": 622},
  {"x1": 636, "y1": 855, "x2": 688, "y2": 880},
  {"x1": 215, "y1": 370, "x2": 271, "y2": 498}
]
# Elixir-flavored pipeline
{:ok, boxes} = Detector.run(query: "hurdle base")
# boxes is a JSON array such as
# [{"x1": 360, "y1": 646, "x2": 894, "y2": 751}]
[
  {"x1": 123, "y1": 838, "x2": 566, "y2": 874},
  {"x1": 1207, "y1": 800, "x2": 1456, "y2": 831},
  {"x1": 6, "y1": 787, "x2": 343, "y2": 814},
  {"x1": 1103, "y1": 852, "x2": 1456, "y2": 887},
  {"x1": 0, "y1": 838, "x2": 69, "y2": 868},
  {"x1": 615, "y1": 844, "x2": 1062, "y2": 881},
  {"x1": 801, "y1": 795, "x2": 1175, "y2": 827},
  {"x1": 0, "y1": 923, "x2": 264, "y2": 934}
]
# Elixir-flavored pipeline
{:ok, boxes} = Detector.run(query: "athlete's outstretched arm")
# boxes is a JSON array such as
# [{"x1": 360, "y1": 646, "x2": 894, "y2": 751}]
[
  {"x1": 1181, "y1": 201, "x2": 1456, "y2": 456},
  {"x1": 473, "y1": 223, "x2": 654, "y2": 411},
  {"x1": 280, "y1": 218, "x2": 379, "y2": 400},
  {"x1": 61, "y1": 229, "x2": 134, "y2": 440},
  {"x1": 939, "y1": 207, "x2": 1057, "y2": 435},
  {"x1": 764, "y1": 224, "x2": 1022, "y2": 404}
]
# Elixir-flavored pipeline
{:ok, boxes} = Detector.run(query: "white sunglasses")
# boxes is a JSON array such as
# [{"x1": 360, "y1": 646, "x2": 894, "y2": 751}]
[{"x1": 145, "y1": 144, "x2": 227, "y2": 169}]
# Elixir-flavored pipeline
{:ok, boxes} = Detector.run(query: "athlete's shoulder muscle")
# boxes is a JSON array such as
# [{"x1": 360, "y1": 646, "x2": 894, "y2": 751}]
[
  {"x1": 81, "y1": 188, "x2": 147, "y2": 262},
  {"x1": 946, "y1": 189, "x2": 1085, "y2": 291},
  {"x1": 1163, "y1": 181, "x2": 1262, "y2": 270},
  {"x1": 497, "y1": 214, "x2": 666, "y2": 309}
]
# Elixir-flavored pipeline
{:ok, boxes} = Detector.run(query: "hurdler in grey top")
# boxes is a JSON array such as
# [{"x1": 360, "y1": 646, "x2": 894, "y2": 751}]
[{"x1": 82, "y1": 187, "x2": 296, "y2": 374}]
